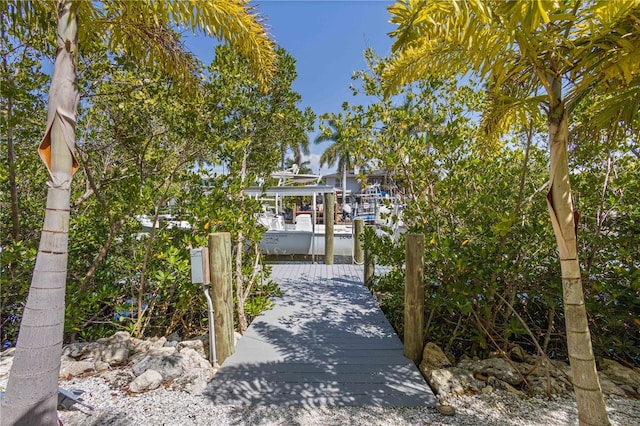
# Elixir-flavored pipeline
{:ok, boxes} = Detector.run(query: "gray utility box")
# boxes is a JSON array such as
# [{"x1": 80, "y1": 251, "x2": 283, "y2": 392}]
[{"x1": 190, "y1": 248, "x2": 210, "y2": 284}]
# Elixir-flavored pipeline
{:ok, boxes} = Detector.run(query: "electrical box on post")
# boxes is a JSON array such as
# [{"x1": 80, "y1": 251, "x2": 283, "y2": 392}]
[{"x1": 190, "y1": 248, "x2": 210, "y2": 284}]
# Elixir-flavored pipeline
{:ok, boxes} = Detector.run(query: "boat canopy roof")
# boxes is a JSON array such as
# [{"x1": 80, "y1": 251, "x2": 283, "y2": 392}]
[{"x1": 244, "y1": 185, "x2": 339, "y2": 197}]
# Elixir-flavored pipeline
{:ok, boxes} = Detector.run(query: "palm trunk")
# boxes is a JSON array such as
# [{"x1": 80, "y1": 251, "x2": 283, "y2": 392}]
[
  {"x1": 342, "y1": 161, "x2": 347, "y2": 206},
  {"x1": 1, "y1": 2, "x2": 78, "y2": 425},
  {"x1": 546, "y1": 77, "x2": 609, "y2": 426}
]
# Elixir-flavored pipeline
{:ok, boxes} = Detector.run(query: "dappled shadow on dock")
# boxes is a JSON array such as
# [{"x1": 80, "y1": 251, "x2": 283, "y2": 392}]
[{"x1": 204, "y1": 264, "x2": 436, "y2": 407}]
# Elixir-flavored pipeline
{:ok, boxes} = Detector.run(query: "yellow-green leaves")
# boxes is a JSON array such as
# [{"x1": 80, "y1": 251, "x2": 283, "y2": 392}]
[
  {"x1": 72, "y1": 1, "x2": 275, "y2": 92},
  {"x1": 385, "y1": 0, "x2": 639, "y2": 137}
]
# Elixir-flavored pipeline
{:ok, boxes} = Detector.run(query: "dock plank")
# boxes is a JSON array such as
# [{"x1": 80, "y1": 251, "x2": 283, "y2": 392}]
[{"x1": 205, "y1": 264, "x2": 437, "y2": 407}]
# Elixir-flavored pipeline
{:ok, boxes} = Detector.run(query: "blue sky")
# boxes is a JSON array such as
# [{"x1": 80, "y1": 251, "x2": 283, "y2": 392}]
[{"x1": 185, "y1": 1, "x2": 396, "y2": 176}]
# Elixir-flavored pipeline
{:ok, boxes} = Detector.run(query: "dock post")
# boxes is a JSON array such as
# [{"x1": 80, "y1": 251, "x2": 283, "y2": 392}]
[
  {"x1": 353, "y1": 218, "x2": 364, "y2": 264},
  {"x1": 209, "y1": 232, "x2": 235, "y2": 364},
  {"x1": 404, "y1": 233, "x2": 425, "y2": 364},
  {"x1": 324, "y1": 192, "x2": 334, "y2": 265},
  {"x1": 364, "y1": 242, "x2": 374, "y2": 289}
]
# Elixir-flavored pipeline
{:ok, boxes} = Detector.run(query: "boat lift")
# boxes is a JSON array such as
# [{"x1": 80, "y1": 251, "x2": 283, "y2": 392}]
[{"x1": 245, "y1": 184, "x2": 345, "y2": 262}]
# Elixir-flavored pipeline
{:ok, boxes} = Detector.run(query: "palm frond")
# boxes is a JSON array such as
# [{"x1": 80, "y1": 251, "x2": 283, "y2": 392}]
[{"x1": 87, "y1": 0, "x2": 276, "y2": 92}]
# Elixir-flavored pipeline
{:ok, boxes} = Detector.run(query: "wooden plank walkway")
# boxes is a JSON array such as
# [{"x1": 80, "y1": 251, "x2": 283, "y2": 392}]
[{"x1": 204, "y1": 264, "x2": 437, "y2": 407}]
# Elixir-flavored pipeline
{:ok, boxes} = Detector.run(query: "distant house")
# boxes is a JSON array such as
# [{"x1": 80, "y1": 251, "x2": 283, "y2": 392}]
[{"x1": 321, "y1": 169, "x2": 393, "y2": 202}]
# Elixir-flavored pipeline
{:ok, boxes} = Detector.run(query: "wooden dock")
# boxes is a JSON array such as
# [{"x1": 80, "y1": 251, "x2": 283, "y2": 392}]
[{"x1": 204, "y1": 263, "x2": 437, "y2": 407}]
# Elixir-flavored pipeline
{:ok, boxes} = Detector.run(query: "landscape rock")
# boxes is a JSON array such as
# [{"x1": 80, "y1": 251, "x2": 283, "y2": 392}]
[
  {"x1": 132, "y1": 354, "x2": 184, "y2": 380},
  {"x1": 62, "y1": 342, "x2": 102, "y2": 362},
  {"x1": 0, "y1": 348, "x2": 14, "y2": 379},
  {"x1": 508, "y1": 344, "x2": 527, "y2": 362},
  {"x1": 427, "y1": 367, "x2": 483, "y2": 396},
  {"x1": 61, "y1": 342, "x2": 90, "y2": 359},
  {"x1": 101, "y1": 341, "x2": 130, "y2": 366},
  {"x1": 598, "y1": 358, "x2": 640, "y2": 389},
  {"x1": 179, "y1": 348, "x2": 212, "y2": 371},
  {"x1": 472, "y1": 358, "x2": 523, "y2": 386},
  {"x1": 419, "y1": 342, "x2": 452, "y2": 376},
  {"x1": 597, "y1": 374, "x2": 626, "y2": 397},
  {"x1": 102, "y1": 331, "x2": 131, "y2": 345},
  {"x1": 95, "y1": 361, "x2": 110, "y2": 372},
  {"x1": 526, "y1": 376, "x2": 570, "y2": 397},
  {"x1": 100, "y1": 369, "x2": 136, "y2": 387},
  {"x1": 130, "y1": 338, "x2": 154, "y2": 354},
  {"x1": 60, "y1": 360, "x2": 95, "y2": 378},
  {"x1": 150, "y1": 336, "x2": 167, "y2": 348},
  {"x1": 177, "y1": 339, "x2": 207, "y2": 359},
  {"x1": 170, "y1": 368, "x2": 215, "y2": 395},
  {"x1": 3, "y1": 332, "x2": 219, "y2": 399},
  {"x1": 129, "y1": 369, "x2": 163, "y2": 393},
  {"x1": 147, "y1": 346, "x2": 177, "y2": 357}
]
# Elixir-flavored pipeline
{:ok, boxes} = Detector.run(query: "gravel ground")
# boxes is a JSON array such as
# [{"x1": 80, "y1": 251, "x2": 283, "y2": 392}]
[{"x1": 52, "y1": 376, "x2": 640, "y2": 426}]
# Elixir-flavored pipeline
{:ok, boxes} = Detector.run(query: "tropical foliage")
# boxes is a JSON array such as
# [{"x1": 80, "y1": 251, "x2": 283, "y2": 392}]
[
  {"x1": 379, "y1": 2, "x2": 639, "y2": 424},
  {"x1": 1, "y1": 2, "x2": 638, "y2": 426},
  {"x1": 1, "y1": 1, "x2": 277, "y2": 424}
]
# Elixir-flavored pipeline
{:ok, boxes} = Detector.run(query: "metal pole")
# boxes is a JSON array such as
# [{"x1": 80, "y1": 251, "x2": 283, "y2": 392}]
[
  {"x1": 312, "y1": 192, "x2": 317, "y2": 263},
  {"x1": 202, "y1": 284, "x2": 218, "y2": 367}
]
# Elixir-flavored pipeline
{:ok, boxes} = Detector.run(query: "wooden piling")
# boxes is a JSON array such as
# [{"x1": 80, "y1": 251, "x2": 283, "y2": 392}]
[
  {"x1": 324, "y1": 192, "x2": 334, "y2": 265},
  {"x1": 404, "y1": 233, "x2": 425, "y2": 364},
  {"x1": 209, "y1": 232, "x2": 235, "y2": 364},
  {"x1": 364, "y1": 244, "x2": 374, "y2": 289},
  {"x1": 354, "y1": 218, "x2": 364, "y2": 264}
]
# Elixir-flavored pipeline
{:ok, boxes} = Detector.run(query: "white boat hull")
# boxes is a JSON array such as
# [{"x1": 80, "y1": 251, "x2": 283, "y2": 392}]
[{"x1": 260, "y1": 227, "x2": 354, "y2": 256}]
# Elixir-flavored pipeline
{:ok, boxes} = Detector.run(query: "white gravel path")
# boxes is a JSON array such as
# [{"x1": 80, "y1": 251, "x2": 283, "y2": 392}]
[{"x1": 53, "y1": 376, "x2": 640, "y2": 426}]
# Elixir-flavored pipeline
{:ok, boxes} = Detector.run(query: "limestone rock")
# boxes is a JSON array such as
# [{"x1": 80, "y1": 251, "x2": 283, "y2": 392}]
[
  {"x1": 60, "y1": 360, "x2": 95, "y2": 378},
  {"x1": 170, "y1": 368, "x2": 215, "y2": 395},
  {"x1": 598, "y1": 358, "x2": 640, "y2": 389},
  {"x1": 130, "y1": 338, "x2": 153, "y2": 355},
  {"x1": 132, "y1": 354, "x2": 183, "y2": 380},
  {"x1": 486, "y1": 376, "x2": 526, "y2": 397},
  {"x1": 473, "y1": 358, "x2": 523, "y2": 386},
  {"x1": 150, "y1": 336, "x2": 167, "y2": 347},
  {"x1": 508, "y1": 344, "x2": 527, "y2": 362},
  {"x1": 527, "y1": 376, "x2": 571, "y2": 397},
  {"x1": 129, "y1": 369, "x2": 163, "y2": 393},
  {"x1": 61, "y1": 342, "x2": 90, "y2": 359},
  {"x1": 177, "y1": 339, "x2": 207, "y2": 359},
  {"x1": 62, "y1": 342, "x2": 102, "y2": 362},
  {"x1": 597, "y1": 374, "x2": 626, "y2": 397},
  {"x1": 0, "y1": 348, "x2": 14, "y2": 380},
  {"x1": 147, "y1": 346, "x2": 177, "y2": 357},
  {"x1": 95, "y1": 361, "x2": 110, "y2": 372},
  {"x1": 427, "y1": 367, "x2": 483, "y2": 396},
  {"x1": 419, "y1": 342, "x2": 452, "y2": 376},
  {"x1": 179, "y1": 348, "x2": 212, "y2": 371},
  {"x1": 100, "y1": 369, "x2": 136, "y2": 387},
  {"x1": 102, "y1": 341, "x2": 130, "y2": 366},
  {"x1": 103, "y1": 331, "x2": 131, "y2": 344}
]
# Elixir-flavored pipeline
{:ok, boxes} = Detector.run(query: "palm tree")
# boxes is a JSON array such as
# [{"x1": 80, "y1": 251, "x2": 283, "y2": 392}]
[
  {"x1": 315, "y1": 115, "x2": 358, "y2": 204},
  {"x1": 384, "y1": 2, "x2": 639, "y2": 425},
  {"x1": 1, "y1": 2, "x2": 275, "y2": 424},
  {"x1": 280, "y1": 132, "x2": 311, "y2": 171},
  {"x1": 285, "y1": 156, "x2": 313, "y2": 175}
]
